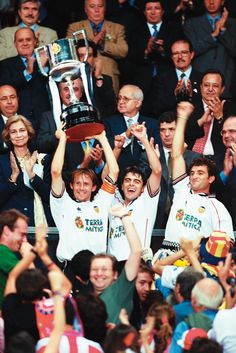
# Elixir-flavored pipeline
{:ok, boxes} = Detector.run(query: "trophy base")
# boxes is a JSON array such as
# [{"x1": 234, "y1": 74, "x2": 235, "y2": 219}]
[
  {"x1": 61, "y1": 102, "x2": 104, "y2": 142},
  {"x1": 66, "y1": 122, "x2": 104, "y2": 142}
]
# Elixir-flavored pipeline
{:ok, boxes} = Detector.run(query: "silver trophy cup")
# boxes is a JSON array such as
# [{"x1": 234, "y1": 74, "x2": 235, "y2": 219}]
[{"x1": 35, "y1": 30, "x2": 104, "y2": 142}]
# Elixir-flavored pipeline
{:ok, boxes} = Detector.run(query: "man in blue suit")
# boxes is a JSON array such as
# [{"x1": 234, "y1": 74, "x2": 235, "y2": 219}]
[{"x1": 104, "y1": 84, "x2": 162, "y2": 173}]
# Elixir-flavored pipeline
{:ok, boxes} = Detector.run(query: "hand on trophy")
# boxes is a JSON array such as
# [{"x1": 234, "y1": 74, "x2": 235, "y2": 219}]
[
  {"x1": 90, "y1": 144, "x2": 103, "y2": 167},
  {"x1": 55, "y1": 122, "x2": 67, "y2": 140}
]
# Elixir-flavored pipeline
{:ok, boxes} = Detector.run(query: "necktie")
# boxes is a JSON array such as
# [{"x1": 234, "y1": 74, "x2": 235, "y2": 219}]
[
  {"x1": 93, "y1": 25, "x2": 99, "y2": 36},
  {"x1": 192, "y1": 118, "x2": 212, "y2": 154},
  {"x1": 127, "y1": 119, "x2": 134, "y2": 155},
  {"x1": 152, "y1": 24, "x2": 158, "y2": 38},
  {"x1": 209, "y1": 18, "x2": 217, "y2": 30}
]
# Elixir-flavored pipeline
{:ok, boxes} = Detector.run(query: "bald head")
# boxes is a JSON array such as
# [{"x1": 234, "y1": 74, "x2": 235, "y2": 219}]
[
  {"x1": 191, "y1": 278, "x2": 223, "y2": 310},
  {"x1": 14, "y1": 28, "x2": 36, "y2": 57},
  {"x1": 0, "y1": 85, "x2": 18, "y2": 118}
]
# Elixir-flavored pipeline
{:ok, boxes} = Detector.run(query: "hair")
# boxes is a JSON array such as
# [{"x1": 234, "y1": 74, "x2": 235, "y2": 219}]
[
  {"x1": 121, "y1": 84, "x2": 144, "y2": 102},
  {"x1": 171, "y1": 38, "x2": 193, "y2": 53},
  {"x1": 159, "y1": 111, "x2": 177, "y2": 125},
  {"x1": 76, "y1": 293, "x2": 107, "y2": 345},
  {"x1": 191, "y1": 278, "x2": 223, "y2": 310},
  {"x1": 71, "y1": 168, "x2": 99, "y2": 187},
  {"x1": 104, "y1": 324, "x2": 140, "y2": 353},
  {"x1": 2, "y1": 114, "x2": 35, "y2": 145},
  {"x1": 188, "y1": 337, "x2": 223, "y2": 353},
  {"x1": 15, "y1": 269, "x2": 48, "y2": 301},
  {"x1": 143, "y1": 0, "x2": 164, "y2": 11},
  {"x1": 201, "y1": 69, "x2": 225, "y2": 87},
  {"x1": 5, "y1": 331, "x2": 35, "y2": 353},
  {"x1": 121, "y1": 165, "x2": 147, "y2": 186},
  {"x1": 17, "y1": 0, "x2": 41, "y2": 9},
  {"x1": 147, "y1": 302, "x2": 176, "y2": 353},
  {"x1": 71, "y1": 249, "x2": 94, "y2": 281},
  {"x1": 176, "y1": 268, "x2": 204, "y2": 300},
  {"x1": 14, "y1": 27, "x2": 36, "y2": 42},
  {"x1": 0, "y1": 84, "x2": 18, "y2": 97},
  {"x1": 76, "y1": 39, "x2": 98, "y2": 57},
  {"x1": 91, "y1": 253, "x2": 118, "y2": 272},
  {"x1": 138, "y1": 260, "x2": 155, "y2": 281},
  {"x1": 0, "y1": 209, "x2": 28, "y2": 237},
  {"x1": 190, "y1": 157, "x2": 218, "y2": 178}
]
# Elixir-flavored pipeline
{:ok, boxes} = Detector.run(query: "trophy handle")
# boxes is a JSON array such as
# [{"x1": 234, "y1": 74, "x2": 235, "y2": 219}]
[
  {"x1": 34, "y1": 46, "x2": 49, "y2": 77},
  {"x1": 73, "y1": 29, "x2": 89, "y2": 62}
]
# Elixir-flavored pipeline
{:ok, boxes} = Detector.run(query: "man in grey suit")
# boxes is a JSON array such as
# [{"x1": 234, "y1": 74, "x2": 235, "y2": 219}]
[
  {"x1": 184, "y1": 0, "x2": 236, "y2": 96},
  {"x1": 0, "y1": 0, "x2": 57, "y2": 61}
]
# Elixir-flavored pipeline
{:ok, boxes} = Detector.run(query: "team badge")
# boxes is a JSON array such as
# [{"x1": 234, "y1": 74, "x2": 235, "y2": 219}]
[
  {"x1": 94, "y1": 206, "x2": 100, "y2": 214},
  {"x1": 198, "y1": 206, "x2": 205, "y2": 213},
  {"x1": 52, "y1": 43, "x2": 61, "y2": 54},
  {"x1": 75, "y1": 216, "x2": 84, "y2": 229},
  {"x1": 176, "y1": 209, "x2": 184, "y2": 221}
]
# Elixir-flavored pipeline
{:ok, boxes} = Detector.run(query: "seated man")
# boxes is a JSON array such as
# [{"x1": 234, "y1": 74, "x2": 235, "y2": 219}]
[
  {"x1": 163, "y1": 101, "x2": 234, "y2": 249},
  {"x1": 50, "y1": 126, "x2": 119, "y2": 263},
  {"x1": 0, "y1": 85, "x2": 19, "y2": 153},
  {"x1": 0, "y1": 0, "x2": 57, "y2": 61},
  {"x1": 90, "y1": 204, "x2": 142, "y2": 324}
]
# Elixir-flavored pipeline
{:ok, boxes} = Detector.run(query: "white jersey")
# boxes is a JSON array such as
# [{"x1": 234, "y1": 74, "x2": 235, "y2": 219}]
[
  {"x1": 108, "y1": 182, "x2": 160, "y2": 261},
  {"x1": 50, "y1": 179, "x2": 115, "y2": 261},
  {"x1": 164, "y1": 175, "x2": 234, "y2": 243}
]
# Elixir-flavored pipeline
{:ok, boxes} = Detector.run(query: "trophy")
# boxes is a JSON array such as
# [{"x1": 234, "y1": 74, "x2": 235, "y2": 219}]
[{"x1": 35, "y1": 30, "x2": 104, "y2": 142}]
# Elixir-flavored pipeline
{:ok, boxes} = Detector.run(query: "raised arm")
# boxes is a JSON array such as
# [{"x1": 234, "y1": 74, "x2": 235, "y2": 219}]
[
  {"x1": 93, "y1": 130, "x2": 119, "y2": 182},
  {"x1": 172, "y1": 102, "x2": 194, "y2": 180},
  {"x1": 51, "y1": 124, "x2": 67, "y2": 196},
  {"x1": 131, "y1": 124, "x2": 162, "y2": 194},
  {"x1": 110, "y1": 204, "x2": 142, "y2": 281}
]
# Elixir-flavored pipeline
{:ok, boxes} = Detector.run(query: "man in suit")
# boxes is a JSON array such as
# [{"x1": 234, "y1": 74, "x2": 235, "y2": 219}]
[
  {"x1": 76, "y1": 39, "x2": 117, "y2": 119},
  {"x1": 0, "y1": 0, "x2": 57, "y2": 61},
  {"x1": 0, "y1": 27, "x2": 50, "y2": 132},
  {"x1": 104, "y1": 84, "x2": 162, "y2": 173},
  {"x1": 219, "y1": 116, "x2": 236, "y2": 229},
  {"x1": 127, "y1": 0, "x2": 183, "y2": 98},
  {"x1": 155, "y1": 111, "x2": 199, "y2": 228},
  {"x1": 67, "y1": 0, "x2": 128, "y2": 95},
  {"x1": 184, "y1": 0, "x2": 236, "y2": 97},
  {"x1": 0, "y1": 85, "x2": 18, "y2": 153},
  {"x1": 147, "y1": 38, "x2": 202, "y2": 117},
  {"x1": 185, "y1": 69, "x2": 236, "y2": 161}
]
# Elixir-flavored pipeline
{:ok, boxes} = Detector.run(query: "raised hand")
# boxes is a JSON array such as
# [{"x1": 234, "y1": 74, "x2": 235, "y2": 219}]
[
  {"x1": 130, "y1": 122, "x2": 147, "y2": 142},
  {"x1": 177, "y1": 101, "x2": 194, "y2": 120},
  {"x1": 25, "y1": 150, "x2": 38, "y2": 179},
  {"x1": 114, "y1": 135, "x2": 125, "y2": 149},
  {"x1": 9, "y1": 151, "x2": 19, "y2": 182},
  {"x1": 110, "y1": 204, "x2": 130, "y2": 219},
  {"x1": 55, "y1": 122, "x2": 67, "y2": 140}
]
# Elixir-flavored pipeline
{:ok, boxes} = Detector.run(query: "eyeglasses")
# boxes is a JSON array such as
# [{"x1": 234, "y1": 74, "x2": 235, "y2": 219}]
[
  {"x1": 220, "y1": 129, "x2": 236, "y2": 136},
  {"x1": 171, "y1": 50, "x2": 190, "y2": 57},
  {"x1": 118, "y1": 95, "x2": 136, "y2": 103}
]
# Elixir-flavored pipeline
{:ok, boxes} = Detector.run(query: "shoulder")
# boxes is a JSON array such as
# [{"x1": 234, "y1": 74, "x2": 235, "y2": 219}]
[
  {"x1": 68, "y1": 20, "x2": 88, "y2": 28},
  {"x1": 36, "y1": 25, "x2": 57, "y2": 36},
  {"x1": 104, "y1": 20, "x2": 124, "y2": 30},
  {"x1": 0, "y1": 26, "x2": 18, "y2": 36}
]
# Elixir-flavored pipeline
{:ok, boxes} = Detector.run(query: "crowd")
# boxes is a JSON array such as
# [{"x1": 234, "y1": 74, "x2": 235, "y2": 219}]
[{"x1": 0, "y1": 0, "x2": 236, "y2": 352}]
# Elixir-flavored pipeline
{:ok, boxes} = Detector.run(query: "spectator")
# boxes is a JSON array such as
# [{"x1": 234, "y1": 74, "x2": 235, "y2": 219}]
[
  {"x1": 184, "y1": 0, "x2": 236, "y2": 97},
  {"x1": 0, "y1": 85, "x2": 18, "y2": 154},
  {"x1": 0, "y1": 209, "x2": 29, "y2": 308},
  {"x1": 0, "y1": 0, "x2": 57, "y2": 61},
  {"x1": 89, "y1": 204, "x2": 142, "y2": 324},
  {"x1": 0, "y1": 115, "x2": 54, "y2": 226},
  {"x1": 67, "y1": 0, "x2": 128, "y2": 95},
  {"x1": 0, "y1": 28, "x2": 50, "y2": 132},
  {"x1": 127, "y1": 0, "x2": 182, "y2": 99},
  {"x1": 104, "y1": 324, "x2": 140, "y2": 353},
  {"x1": 185, "y1": 69, "x2": 236, "y2": 160},
  {"x1": 169, "y1": 278, "x2": 223, "y2": 353},
  {"x1": 219, "y1": 116, "x2": 236, "y2": 228},
  {"x1": 104, "y1": 84, "x2": 162, "y2": 173},
  {"x1": 148, "y1": 38, "x2": 202, "y2": 117}
]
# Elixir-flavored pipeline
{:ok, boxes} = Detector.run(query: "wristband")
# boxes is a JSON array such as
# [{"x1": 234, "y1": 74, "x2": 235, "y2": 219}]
[
  {"x1": 52, "y1": 290, "x2": 62, "y2": 296},
  {"x1": 46, "y1": 262, "x2": 54, "y2": 269}
]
